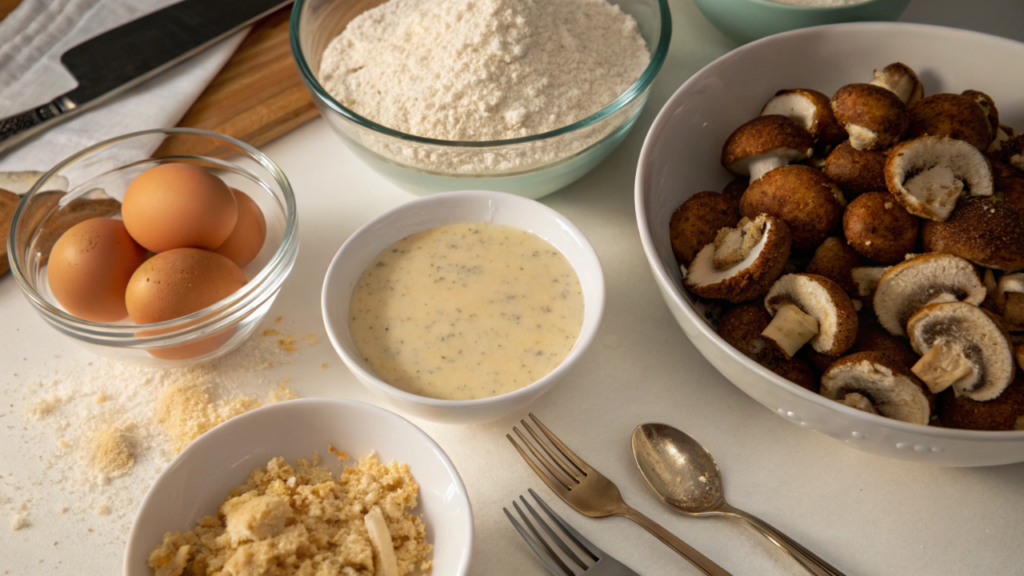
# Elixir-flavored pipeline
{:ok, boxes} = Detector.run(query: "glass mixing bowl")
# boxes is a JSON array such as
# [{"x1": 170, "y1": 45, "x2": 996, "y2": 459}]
[
  {"x1": 8, "y1": 128, "x2": 299, "y2": 365},
  {"x1": 290, "y1": 0, "x2": 671, "y2": 199}
]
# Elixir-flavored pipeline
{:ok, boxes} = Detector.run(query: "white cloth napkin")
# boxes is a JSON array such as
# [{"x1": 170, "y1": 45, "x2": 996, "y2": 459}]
[{"x1": 0, "y1": 0, "x2": 247, "y2": 173}]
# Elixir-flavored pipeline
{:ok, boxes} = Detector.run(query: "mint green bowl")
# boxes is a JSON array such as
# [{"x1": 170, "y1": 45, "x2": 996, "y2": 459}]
[{"x1": 693, "y1": 0, "x2": 911, "y2": 45}]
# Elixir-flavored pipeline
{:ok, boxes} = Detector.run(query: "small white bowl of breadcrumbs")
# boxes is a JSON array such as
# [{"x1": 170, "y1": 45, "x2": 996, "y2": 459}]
[{"x1": 124, "y1": 398, "x2": 472, "y2": 576}]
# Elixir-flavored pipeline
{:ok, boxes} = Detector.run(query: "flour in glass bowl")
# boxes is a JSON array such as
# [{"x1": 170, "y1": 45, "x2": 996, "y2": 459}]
[{"x1": 318, "y1": 0, "x2": 651, "y2": 174}]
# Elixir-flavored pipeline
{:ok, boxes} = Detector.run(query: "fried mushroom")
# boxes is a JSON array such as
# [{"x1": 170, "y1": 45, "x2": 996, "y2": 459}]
[
  {"x1": 717, "y1": 303, "x2": 818, "y2": 391},
  {"x1": 762, "y1": 273, "x2": 858, "y2": 358},
  {"x1": 938, "y1": 376, "x2": 1024, "y2": 431},
  {"x1": 669, "y1": 191, "x2": 740, "y2": 264},
  {"x1": 821, "y1": 351, "x2": 934, "y2": 424},
  {"x1": 822, "y1": 141, "x2": 888, "y2": 197},
  {"x1": 884, "y1": 135, "x2": 993, "y2": 222},
  {"x1": 804, "y1": 236, "x2": 865, "y2": 294},
  {"x1": 739, "y1": 165, "x2": 845, "y2": 253},
  {"x1": 760, "y1": 89, "x2": 847, "y2": 146},
  {"x1": 842, "y1": 191, "x2": 919, "y2": 264},
  {"x1": 721, "y1": 115, "x2": 815, "y2": 182},
  {"x1": 920, "y1": 196, "x2": 1024, "y2": 271},
  {"x1": 868, "y1": 63, "x2": 924, "y2": 107},
  {"x1": 851, "y1": 265, "x2": 891, "y2": 299},
  {"x1": 685, "y1": 214, "x2": 791, "y2": 303},
  {"x1": 907, "y1": 93, "x2": 993, "y2": 151},
  {"x1": 961, "y1": 90, "x2": 1000, "y2": 139},
  {"x1": 872, "y1": 253, "x2": 987, "y2": 337},
  {"x1": 830, "y1": 83, "x2": 909, "y2": 151},
  {"x1": 907, "y1": 302, "x2": 1016, "y2": 400}
]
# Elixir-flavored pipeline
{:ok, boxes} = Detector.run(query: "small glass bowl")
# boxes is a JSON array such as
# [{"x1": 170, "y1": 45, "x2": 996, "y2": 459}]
[
  {"x1": 290, "y1": 0, "x2": 671, "y2": 199},
  {"x1": 8, "y1": 128, "x2": 299, "y2": 365}
]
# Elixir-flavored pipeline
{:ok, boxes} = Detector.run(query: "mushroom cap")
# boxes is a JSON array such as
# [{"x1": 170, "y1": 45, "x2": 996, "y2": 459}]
[
  {"x1": 872, "y1": 253, "x2": 987, "y2": 337},
  {"x1": 842, "y1": 191, "x2": 920, "y2": 264},
  {"x1": 992, "y1": 160, "x2": 1024, "y2": 212},
  {"x1": 851, "y1": 265, "x2": 891, "y2": 299},
  {"x1": 920, "y1": 196, "x2": 1024, "y2": 271},
  {"x1": 765, "y1": 273, "x2": 858, "y2": 356},
  {"x1": 721, "y1": 115, "x2": 814, "y2": 177},
  {"x1": 961, "y1": 89, "x2": 1000, "y2": 139},
  {"x1": 822, "y1": 141, "x2": 888, "y2": 197},
  {"x1": 884, "y1": 135, "x2": 994, "y2": 222},
  {"x1": 804, "y1": 236, "x2": 865, "y2": 294},
  {"x1": 830, "y1": 83, "x2": 909, "y2": 151},
  {"x1": 760, "y1": 88, "x2": 847, "y2": 145},
  {"x1": 938, "y1": 376, "x2": 1024, "y2": 431},
  {"x1": 722, "y1": 177, "x2": 749, "y2": 201},
  {"x1": 685, "y1": 214, "x2": 791, "y2": 303},
  {"x1": 821, "y1": 351, "x2": 934, "y2": 425},
  {"x1": 854, "y1": 322, "x2": 921, "y2": 370},
  {"x1": 908, "y1": 93, "x2": 993, "y2": 151},
  {"x1": 718, "y1": 303, "x2": 818, "y2": 390},
  {"x1": 869, "y1": 62, "x2": 924, "y2": 106},
  {"x1": 740, "y1": 165, "x2": 845, "y2": 253},
  {"x1": 669, "y1": 191, "x2": 740, "y2": 264},
  {"x1": 907, "y1": 302, "x2": 1016, "y2": 401}
]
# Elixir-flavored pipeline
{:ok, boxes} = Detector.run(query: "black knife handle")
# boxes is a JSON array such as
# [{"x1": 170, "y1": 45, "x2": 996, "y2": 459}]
[{"x1": 0, "y1": 98, "x2": 71, "y2": 156}]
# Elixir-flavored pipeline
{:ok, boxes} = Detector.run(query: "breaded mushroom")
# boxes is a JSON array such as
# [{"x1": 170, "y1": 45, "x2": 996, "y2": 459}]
[
  {"x1": 762, "y1": 273, "x2": 858, "y2": 358},
  {"x1": 921, "y1": 196, "x2": 1024, "y2": 271},
  {"x1": 830, "y1": 83, "x2": 909, "y2": 150},
  {"x1": 804, "y1": 236, "x2": 865, "y2": 294},
  {"x1": 907, "y1": 93, "x2": 993, "y2": 151},
  {"x1": 685, "y1": 214, "x2": 791, "y2": 303},
  {"x1": 820, "y1": 351, "x2": 934, "y2": 424},
  {"x1": 669, "y1": 191, "x2": 740, "y2": 264},
  {"x1": 938, "y1": 376, "x2": 1024, "y2": 431},
  {"x1": 822, "y1": 141, "x2": 888, "y2": 197},
  {"x1": 740, "y1": 165, "x2": 845, "y2": 253},
  {"x1": 843, "y1": 191, "x2": 919, "y2": 264},
  {"x1": 718, "y1": 303, "x2": 818, "y2": 391}
]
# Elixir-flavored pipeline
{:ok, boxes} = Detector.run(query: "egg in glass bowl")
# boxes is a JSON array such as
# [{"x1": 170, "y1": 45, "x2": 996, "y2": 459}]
[
  {"x1": 636, "y1": 22, "x2": 1024, "y2": 466},
  {"x1": 8, "y1": 128, "x2": 299, "y2": 365}
]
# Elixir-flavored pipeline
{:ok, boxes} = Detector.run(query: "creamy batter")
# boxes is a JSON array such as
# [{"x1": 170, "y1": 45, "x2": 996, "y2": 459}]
[{"x1": 349, "y1": 223, "x2": 584, "y2": 400}]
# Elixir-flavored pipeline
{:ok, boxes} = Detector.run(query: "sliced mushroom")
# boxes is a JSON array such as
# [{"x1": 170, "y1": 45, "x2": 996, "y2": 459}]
[
  {"x1": 669, "y1": 191, "x2": 740, "y2": 265},
  {"x1": 851, "y1": 265, "x2": 890, "y2": 299},
  {"x1": 842, "y1": 191, "x2": 919, "y2": 264},
  {"x1": 739, "y1": 165, "x2": 845, "y2": 253},
  {"x1": 760, "y1": 89, "x2": 847, "y2": 146},
  {"x1": 872, "y1": 253, "x2": 986, "y2": 337},
  {"x1": 718, "y1": 303, "x2": 818, "y2": 391},
  {"x1": 804, "y1": 236, "x2": 865, "y2": 294},
  {"x1": 907, "y1": 302, "x2": 1016, "y2": 400},
  {"x1": 762, "y1": 273, "x2": 858, "y2": 358},
  {"x1": 830, "y1": 83, "x2": 909, "y2": 151},
  {"x1": 822, "y1": 141, "x2": 887, "y2": 197},
  {"x1": 821, "y1": 351, "x2": 934, "y2": 424},
  {"x1": 685, "y1": 214, "x2": 791, "y2": 303},
  {"x1": 908, "y1": 93, "x2": 993, "y2": 152},
  {"x1": 961, "y1": 90, "x2": 1000, "y2": 139},
  {"x1": 993, "y1": 273, "x2": 1024, "y2": 331},
  {"x1": 884, "y1": 135, "x2": 993, "y2": 221},
  {"x1": 920, "y1": 196, "x2": 1024, "y2": 271},
  {"x1": 938, "y1": 376, "x2": 1024, "y2": 431},
  {"x1": 868, "y1": 63, "x2": 924, "y2": 107},
  {"x1": 721, "y1": 115, "x2": 815, "y2": 182}
]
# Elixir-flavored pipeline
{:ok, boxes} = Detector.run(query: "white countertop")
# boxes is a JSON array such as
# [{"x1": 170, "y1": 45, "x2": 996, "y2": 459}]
[{"x1": 3, "y1": 1, "x2": 1024, "y2": 574}]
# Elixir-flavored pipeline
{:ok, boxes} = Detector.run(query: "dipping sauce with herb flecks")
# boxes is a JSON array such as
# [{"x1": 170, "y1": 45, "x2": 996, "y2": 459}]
[{"x1": 348, "y1": 222, "x2": 584, "y2": 400}]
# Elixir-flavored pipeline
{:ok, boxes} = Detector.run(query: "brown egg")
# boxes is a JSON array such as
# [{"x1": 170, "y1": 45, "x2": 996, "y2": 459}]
[
  {"x1": 122, "y1": 164, "x2": 237, "y2": 253},
  {"x1": 125, "y1": 248, "x2": 246, "y2": 325},
  {"x1": 214, "y1": 188, "x2": 267, "y2": 268},
  {"x1": 47, "y1": 217, "x2": 147, "y2": 323}
]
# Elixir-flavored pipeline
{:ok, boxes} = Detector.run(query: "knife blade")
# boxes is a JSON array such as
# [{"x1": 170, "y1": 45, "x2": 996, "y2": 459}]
[{"x1": 0, "y1": 0, "x2": 292, "y2": 156}]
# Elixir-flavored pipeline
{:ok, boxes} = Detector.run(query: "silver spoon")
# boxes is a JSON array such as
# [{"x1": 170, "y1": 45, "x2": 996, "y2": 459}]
[{"x1": 631, "y1": 423, "x2": 844, "y2": 576}]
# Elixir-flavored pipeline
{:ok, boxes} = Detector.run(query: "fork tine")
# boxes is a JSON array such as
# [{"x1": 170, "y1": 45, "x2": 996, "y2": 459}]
[
  {"x1": 512, "y1": 428, "x2": 578, "y2": 488},
  {"x1": 529, "y1": 413, "x2": 591, "y2": 474},
  {"x1": 521, "y1": 419, "x2": 584, "y2": 481},
  {"x1": 504, "y1": 506, "x2": 571, "y2": 576},
  {"x1": 520, "y1": 495, "x2": 589, "y2": 570},
  {"x1": 529, "y1": 488, "x2": 602, "y2": 562},
  {"x1": 514, "y1": 501, "x2": 577, "y2": 576},
  {"x1": 507, "y1": 434, "x2": 575, "y2": 497}
]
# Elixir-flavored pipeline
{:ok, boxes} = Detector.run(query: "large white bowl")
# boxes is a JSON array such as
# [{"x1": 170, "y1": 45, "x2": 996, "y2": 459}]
[
  {"x1": 124, "y1": 399, "x2": 472, "y2": 574},
  {"x1": 322, "y1": 190, "x2": 605, "y2": 424},
  {"x1": 636, "y1": 22, "x2": 1024, "y2": 467}
]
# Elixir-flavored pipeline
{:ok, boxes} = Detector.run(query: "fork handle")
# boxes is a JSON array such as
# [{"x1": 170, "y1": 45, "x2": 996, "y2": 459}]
[
  {"x1": 621, "y1": 508, "x2": 733, "y2": 576},
  {"x1": 721, "y1": 504, "x2": 844, "y2": 576}
]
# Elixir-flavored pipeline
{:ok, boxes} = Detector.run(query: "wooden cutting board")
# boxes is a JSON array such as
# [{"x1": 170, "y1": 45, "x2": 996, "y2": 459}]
[{"x1": 1, "y1": 2, "x2": 318, "y2": 158}]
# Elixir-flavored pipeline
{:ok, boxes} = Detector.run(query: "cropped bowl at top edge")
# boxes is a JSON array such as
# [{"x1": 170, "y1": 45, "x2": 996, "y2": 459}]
[
  {"x1": 289, "y1": 0, "x2": 671, "y2": 199},
  {"x1": 692, "y1": 0, "x2": 910, "y2": 45},
  {"x1": 8, "y1": 128, "x2": 299, "y2": 366},
  {"x1": 123, "y1": 398, "x2": 473, "y2": 576},
  {"x1": 635, "y1": 22, "x2": 1024, "y2": 467},
  {"x1": 321, "y1": 190, "x2": 606, "y2": 424}
]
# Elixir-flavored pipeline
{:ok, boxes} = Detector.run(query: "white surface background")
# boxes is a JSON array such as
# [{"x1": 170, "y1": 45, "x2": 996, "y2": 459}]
[{"x1": 3, "y1": 0, "x2": 1024, "y2": 574}]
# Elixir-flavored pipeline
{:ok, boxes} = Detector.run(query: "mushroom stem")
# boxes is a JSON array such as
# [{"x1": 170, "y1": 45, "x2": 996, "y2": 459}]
[
  {"x1": 912, "y1": 342, "x2": 975, "y2": 394},
  {"x1": 747, "y1": 154, "x2": 789, "y2": 182},
  {"x1": 761, "y1": 300, "x2": 819, "y2": 358},
  {"x1": 843, "y1": 392, "x2": 879, "y2": 415}
]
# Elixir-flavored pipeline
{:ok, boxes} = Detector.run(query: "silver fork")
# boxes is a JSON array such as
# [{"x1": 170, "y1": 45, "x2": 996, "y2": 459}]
[
  {"x1": 505, "y1": 489, "x2": 640, "y2": 576},
  {"x1": 508, "y1": 414, "x2": 732, "y2": 576}
]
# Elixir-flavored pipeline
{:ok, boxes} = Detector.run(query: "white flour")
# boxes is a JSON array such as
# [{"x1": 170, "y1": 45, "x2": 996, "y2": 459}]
[{"x1": 319, "y1": 0, "x2": 650, "y2": 174}]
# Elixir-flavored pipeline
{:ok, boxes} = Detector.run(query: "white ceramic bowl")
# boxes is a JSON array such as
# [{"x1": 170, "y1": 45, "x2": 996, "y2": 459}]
[
  {"x1": 322, "y1": 190, "x2": 605, "y2": 424},
  {"x1": 124, "y1": 399, "x2": 472, "y2": 574},
  {"x1": 636, "y1": 22, "x2": 1024, "y2": 467}
]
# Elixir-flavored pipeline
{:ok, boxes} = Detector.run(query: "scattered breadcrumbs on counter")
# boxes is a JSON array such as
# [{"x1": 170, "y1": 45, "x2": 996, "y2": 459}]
[{"x1": 148, "y1": 452, "x2": 432, "y2": 576}]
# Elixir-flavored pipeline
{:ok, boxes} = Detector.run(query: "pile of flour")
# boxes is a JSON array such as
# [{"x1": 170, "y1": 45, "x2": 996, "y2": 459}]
[{"x1": 319, "y1": 0, "x2": 650, "y2": 144}]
